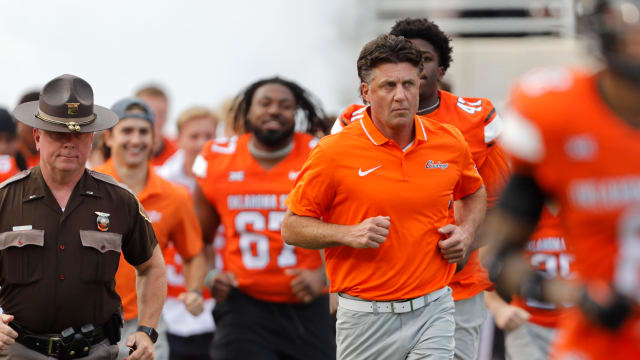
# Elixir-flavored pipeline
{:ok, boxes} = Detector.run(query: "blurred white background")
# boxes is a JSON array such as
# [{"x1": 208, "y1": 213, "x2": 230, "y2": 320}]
[{"x1": 0, "y1": 0, "x2": 592, "y2": 136}]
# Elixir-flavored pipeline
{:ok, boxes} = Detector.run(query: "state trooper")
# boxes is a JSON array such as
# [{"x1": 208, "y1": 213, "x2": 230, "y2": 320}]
[{"x1": 0, "y1": 74, "x2": 167, "y2": 360}]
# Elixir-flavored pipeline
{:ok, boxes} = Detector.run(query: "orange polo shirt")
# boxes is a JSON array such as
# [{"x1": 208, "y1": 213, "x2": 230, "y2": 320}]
[
  {"x1": 286, "y1": 109, "x2": 484, "y2": 301},
  {"x1": 336, "y1": 98, "x2": 511, "y2": 301},
  {"x1": 95, "y1": 159, "x2": 203, "y2": 320}
]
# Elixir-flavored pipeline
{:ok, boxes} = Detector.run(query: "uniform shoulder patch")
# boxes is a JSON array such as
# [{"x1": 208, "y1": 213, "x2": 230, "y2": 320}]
[{"x1": 0, "y1": 169, "x2": 31, "y2": 190}]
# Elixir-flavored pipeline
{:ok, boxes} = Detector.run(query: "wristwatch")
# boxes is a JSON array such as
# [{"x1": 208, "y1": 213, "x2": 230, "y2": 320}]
[{"x1": 136, "y1": 326, "x2": 159, "y2": 343}]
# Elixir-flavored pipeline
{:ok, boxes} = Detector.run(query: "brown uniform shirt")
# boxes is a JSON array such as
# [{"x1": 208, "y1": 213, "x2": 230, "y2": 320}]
[{"x1": 0, "y1": 166, "x2": 157, "y2": 333}]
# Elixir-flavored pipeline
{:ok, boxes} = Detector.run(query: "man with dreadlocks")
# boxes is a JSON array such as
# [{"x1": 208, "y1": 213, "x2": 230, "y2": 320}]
[{"x1": 192, "y1": 77, "x2": 335, "y2": 359}]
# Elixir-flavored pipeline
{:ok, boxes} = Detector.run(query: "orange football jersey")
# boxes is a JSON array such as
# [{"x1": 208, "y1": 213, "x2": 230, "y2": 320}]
[
  {"x1": 335, "y1": 90, "x2": 511, "y2": 301},
  {"x1": 511, "y1": 205, "x2": 572, "y2": 328},
  {"x1": 502, "y1": 67, "x2": 640, "y2": 359},
  {"x1": 0, "y1": 155, "x2": 19, "y2": 183},
  {"x1": 193, "y1": 133, "x2": 324, "y2": 304}
]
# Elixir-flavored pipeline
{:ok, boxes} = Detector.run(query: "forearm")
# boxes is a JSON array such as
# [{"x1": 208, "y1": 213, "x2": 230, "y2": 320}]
[
  {"x1": 484, "y1": 290, "x2": 510, "y2": 315},
  {"x1": 456, "y1": 186, "x2": 487, "y2": 250},
  {"x1": 136, "y1": 246, "x2": 167, "y2": 328},
  {"x1": 183, "y1": 251, "x2": 207, "y2": 292},
  {"x1": 194, "y1": 184, "x2": 220, "y2": 244},
  {"x1": 282, "y1": 210, "x2": 351, "y2": 249}
]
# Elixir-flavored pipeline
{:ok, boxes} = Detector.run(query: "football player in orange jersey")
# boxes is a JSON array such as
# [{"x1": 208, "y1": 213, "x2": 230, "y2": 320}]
[
  {"x1": 192, "y1": 77, "x2": 335, "y2": 359},
  {"x1": 485, "y1": 204, "x2": 573, "y2": 359},
  {"x1": 485, "y1": 1, "x2": 640, "y2": 359},
  {"x1": 0, "y1": 108, "x2": 20, "y2": 183},
  {"x1": 332, "y1": 18, "x2": 510, "y2": 360}
]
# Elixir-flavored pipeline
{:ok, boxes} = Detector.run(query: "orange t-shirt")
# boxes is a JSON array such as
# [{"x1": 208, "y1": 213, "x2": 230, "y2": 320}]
[
  {"x1": 501, "y1": 67, "x2": 640, "y2": 358},
  {"x1": 193, "y1": 133, "x2": 324, "y2": 304},
  {"x1": 95, "y1": 160, "x2": 203, "y2": 320},
  {"x1": 151, "y1": 137, "x2": 179, "y2": 167},
  {"x1": 335, "y1": 91, "x2": 511, "y2": 301},
  {"x1": 0, "y1": 155, "x2": 19, "y2": 183},
  {"x1": 511, "y1": 205, "x2": 572, "y2": 328},
  {"x1": 287, "y1": 110, "x2": 484, "y2": 301}
]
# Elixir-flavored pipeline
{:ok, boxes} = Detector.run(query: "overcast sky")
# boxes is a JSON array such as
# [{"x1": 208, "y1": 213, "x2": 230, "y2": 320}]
[{"x1": 0, "y1": 0, "x2": 370, "y2": 135}]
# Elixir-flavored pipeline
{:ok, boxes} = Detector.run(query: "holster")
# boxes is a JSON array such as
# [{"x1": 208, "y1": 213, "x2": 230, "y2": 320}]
[{"x1": 103, "y1": 312, "x2": 124, "y2": 345}]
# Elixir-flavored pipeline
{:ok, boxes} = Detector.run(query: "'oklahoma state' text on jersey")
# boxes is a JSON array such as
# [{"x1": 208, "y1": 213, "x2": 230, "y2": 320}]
[
  {"x1": 194, "y1": 133, "x2": 323, "y2": 303},
  {"x1": 511, "y1": 205, "x2": 572, "y2": 328},
  {"x1": 502, "y1": 67, "x2": 640, "y2": 359},
  {"x1": 334, "y1": 90, "x2": 511, "y2": 301}
]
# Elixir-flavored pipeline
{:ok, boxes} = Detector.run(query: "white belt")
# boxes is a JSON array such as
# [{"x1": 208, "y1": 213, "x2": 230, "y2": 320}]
[{"x1": 338, "y1": 287, "x2": 449, "y2": 314}]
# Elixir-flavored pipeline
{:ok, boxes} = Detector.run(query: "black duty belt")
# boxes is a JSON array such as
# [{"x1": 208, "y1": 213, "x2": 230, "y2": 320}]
[{"x1": 9, "y1": 322, "x2": 108, "y2": 359}]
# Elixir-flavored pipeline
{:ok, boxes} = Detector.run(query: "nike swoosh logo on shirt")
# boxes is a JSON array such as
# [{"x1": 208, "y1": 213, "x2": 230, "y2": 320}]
[{"x1": 358, "y1": 165, "x2": 382, "y2": 177}]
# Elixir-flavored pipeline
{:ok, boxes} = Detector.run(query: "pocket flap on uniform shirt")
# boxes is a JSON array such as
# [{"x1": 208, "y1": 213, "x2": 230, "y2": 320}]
[
  {"x1": 0, "y1": 229, "x2": 45, "y2": 250},
  {"x1": 79, "y1": 230, "x2": 122, "y2": 253}
]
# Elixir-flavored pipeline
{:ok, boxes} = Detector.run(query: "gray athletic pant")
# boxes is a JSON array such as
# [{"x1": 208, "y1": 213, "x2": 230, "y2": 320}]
[
  {"x1": 336, "y1": 287, "x2": 455, "y2": 360},
  {"x1": 505, "y1": 321, "x2": 556, "y2": 360},
  {"x1": 117, "y1": 315, "x2": 168, "y2": 360},
  {"x1": 453, "y1": 292, "x2": 487, "y2": 360},
  {"x1": 0, "y1": 339, "x2": 118, "y2": 359}
]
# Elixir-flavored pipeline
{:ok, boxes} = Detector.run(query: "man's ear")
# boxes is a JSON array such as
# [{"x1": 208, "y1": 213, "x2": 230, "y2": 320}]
[
  {"x1": 102, "y1": 130, "x2": 113, "y2": 149},
  {"x1": 361, "y1": 82, "x2": 370, "y2": 105},
  {"x1": 438, "y1": 66, "x2": 445, "y2": 82},
  {"x1": 33, "y1": 128, "x2": 41, "y2": 151}
]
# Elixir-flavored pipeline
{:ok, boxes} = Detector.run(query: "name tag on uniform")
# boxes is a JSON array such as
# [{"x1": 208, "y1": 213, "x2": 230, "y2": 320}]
[{"x1": 12, "y1": 225, "x2": 32, "y2": 231}]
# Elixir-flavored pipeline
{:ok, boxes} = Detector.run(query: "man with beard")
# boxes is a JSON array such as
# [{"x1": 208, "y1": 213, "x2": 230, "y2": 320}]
[
  {"x1": 192, "y1": 77, "x2": 335, "y2": 360},
  {"x1": 331, "y1": 18, "x2": 510, "y2": 360}
]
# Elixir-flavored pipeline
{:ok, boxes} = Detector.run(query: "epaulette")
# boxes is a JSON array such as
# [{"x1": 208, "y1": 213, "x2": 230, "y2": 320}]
[
  {"x1": 0, "y1": 169, "x2": 31, "y2": 190},
  {"x1": 87, "y1": 169, "x2": 151, "y2": 223},
  {"x1": 87, "y1": 169, "x2": 134, "y2": 194}
]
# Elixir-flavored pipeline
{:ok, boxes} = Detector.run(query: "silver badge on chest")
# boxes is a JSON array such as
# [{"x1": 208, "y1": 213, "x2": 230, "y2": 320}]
[{"x1": 95, "y1": 212, "x2": 110, "y2": 232}]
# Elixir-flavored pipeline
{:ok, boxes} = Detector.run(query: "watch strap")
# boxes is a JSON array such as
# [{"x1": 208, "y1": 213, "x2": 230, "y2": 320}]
[{"x1": 136, "y1": 325, "x2": 158, "y2": 343}]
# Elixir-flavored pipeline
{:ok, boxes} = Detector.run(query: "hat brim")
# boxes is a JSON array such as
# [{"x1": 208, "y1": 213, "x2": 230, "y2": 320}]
[{"x1": 13, "y1": 101, "x2": 118, "y2": 133}]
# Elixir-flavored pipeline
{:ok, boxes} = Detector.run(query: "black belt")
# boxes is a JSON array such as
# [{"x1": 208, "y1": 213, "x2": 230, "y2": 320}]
[{"x1": 9, "y1": 322, "x2": 108, "y2": 359}]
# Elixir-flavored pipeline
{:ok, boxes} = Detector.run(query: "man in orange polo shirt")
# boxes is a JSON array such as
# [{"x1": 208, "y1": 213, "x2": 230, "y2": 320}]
[
  {"x1": 331, "y1": 18, "x2": 510, "y2": 360},
  {"x1": 282, "y1": 34, "x2": 487, "y2": 360},
  {"x1": 96, "y1": 97, "x2": 207, "y2": 359}
]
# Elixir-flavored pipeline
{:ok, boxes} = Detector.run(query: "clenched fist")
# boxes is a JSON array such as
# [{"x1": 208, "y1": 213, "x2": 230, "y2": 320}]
[
  {"x1": 207, "y1": 271, "x2": 238, "y2": 302},
  {"x1": 438, "y1": 224, "x2": 472, "y2": 263},
  {"x1": 344, "y1": 216, "x2": 390, "y2": 248}
]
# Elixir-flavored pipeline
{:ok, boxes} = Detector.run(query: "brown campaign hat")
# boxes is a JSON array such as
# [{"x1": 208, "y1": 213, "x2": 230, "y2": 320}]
[{"x1": 13, "y1": 74, "x2": 118, "y2": 133}]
